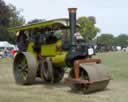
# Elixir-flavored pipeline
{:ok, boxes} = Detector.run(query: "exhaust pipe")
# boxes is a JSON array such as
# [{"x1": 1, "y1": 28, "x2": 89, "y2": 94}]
[{"x1": 68, "y1": 8, "x2": 77, "y2": 43}]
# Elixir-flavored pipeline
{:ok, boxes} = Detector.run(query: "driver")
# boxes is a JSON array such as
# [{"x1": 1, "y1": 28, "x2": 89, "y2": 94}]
[
  {"x1": 16, "y1": 31, "x2": 27, "y2": 51},
  {"x1": 73, "y1": 32, "x2": 84, "y2": 41},
  {"x1": 73, "y1": 32, "x2": 84, "y2": 49}
]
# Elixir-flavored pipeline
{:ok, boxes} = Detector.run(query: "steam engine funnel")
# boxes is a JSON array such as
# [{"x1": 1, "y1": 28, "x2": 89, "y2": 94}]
[{"x1": 68, "y1": 8, "x2": 77, "y2": 42}]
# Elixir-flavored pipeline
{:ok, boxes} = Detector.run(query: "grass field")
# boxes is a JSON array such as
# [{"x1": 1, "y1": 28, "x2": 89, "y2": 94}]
[{"x1": 0, "y1": 51, "x2": 128, "y2": 102}]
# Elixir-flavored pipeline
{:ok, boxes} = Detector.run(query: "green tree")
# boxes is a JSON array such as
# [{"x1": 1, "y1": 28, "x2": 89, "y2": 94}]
[
  {"x1": 8, "y1": 4, "x2": 25, "y2": 43},
  {"x1": 78, "y1": 16, "x2": 100, "y2": 41},
  {"x1": 0, "y1": 0, "x2": 25, "y2": 43},
  {"x1": 96, "y1": 34, "x2": 114, "y2": 52},
  {"x1": 9, "y1": 4, "x2": 25, "y2": 27},
  {"x1": 114, "y1": 34, "x2": 128, "y2": 47},
  {"x1": 97, "y1": 34, "x2": 114, "y2": 45},
  {"x1": 0, "y1": 0, "x2": 10, "y2": 41}
]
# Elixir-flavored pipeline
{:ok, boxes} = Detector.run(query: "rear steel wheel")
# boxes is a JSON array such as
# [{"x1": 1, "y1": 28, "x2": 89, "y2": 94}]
[
  {"x1": 40, "y1": 58, "x2": 64, "y2": 83},
  {"x1": 13, "y1": 52, "x2": 37, "y2": 85},
  {"x1": 40, "y1": 58, "x2": 54, "y2": 83}
]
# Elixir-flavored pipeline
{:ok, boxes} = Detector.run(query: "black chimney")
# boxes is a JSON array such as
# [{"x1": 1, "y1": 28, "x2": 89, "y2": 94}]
[{"x1": 68, "y1": 8, "x2": 77, "y2": 42}]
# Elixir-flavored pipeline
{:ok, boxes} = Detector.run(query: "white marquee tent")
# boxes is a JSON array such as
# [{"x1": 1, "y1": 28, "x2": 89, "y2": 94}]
[{"x1": 0, "y1": 41, "x2": 17, "y2": 50}]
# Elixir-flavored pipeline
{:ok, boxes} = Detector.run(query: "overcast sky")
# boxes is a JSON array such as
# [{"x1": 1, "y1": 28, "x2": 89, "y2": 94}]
[{"x1": 4, "y1": 0, "x2": 128, "y2": 36}]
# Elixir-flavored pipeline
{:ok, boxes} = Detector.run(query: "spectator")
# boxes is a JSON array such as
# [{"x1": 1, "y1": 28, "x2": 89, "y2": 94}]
[{"x1": 10, "y1": 48, "x2": 16, "y2": 57}]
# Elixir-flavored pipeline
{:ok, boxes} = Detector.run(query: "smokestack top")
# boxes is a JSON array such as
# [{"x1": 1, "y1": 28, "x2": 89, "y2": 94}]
[{"x1": 68, "y1": 8, "x2": 77, "y2": 13}]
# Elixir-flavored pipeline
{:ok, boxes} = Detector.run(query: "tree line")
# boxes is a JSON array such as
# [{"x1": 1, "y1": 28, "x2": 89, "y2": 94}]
[
  {"x1": 0, "y1": 0, "x2": 25, "y2": 43},
  {"x1": 96, "y1": 34, "x2": 128, "y2": 48}
]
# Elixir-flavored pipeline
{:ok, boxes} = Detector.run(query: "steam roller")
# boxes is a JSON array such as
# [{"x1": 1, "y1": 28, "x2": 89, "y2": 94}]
[{"x1": 9, "y1": 7, "x2": 111, "y2": 94}]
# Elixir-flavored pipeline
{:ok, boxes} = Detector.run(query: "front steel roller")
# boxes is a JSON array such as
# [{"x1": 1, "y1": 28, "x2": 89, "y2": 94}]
[
  {"x1": 69, "y1": 63, "x2": 111, "y2": 94},
  {"x1": 13, "y1": 52, "x2": 37, "y2": 85}
]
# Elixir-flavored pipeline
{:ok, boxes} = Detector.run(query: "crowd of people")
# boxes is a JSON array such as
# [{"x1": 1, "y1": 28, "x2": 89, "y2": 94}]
[{"x1": 0, "y1": 48, "x2": 16, "y2": 58}]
